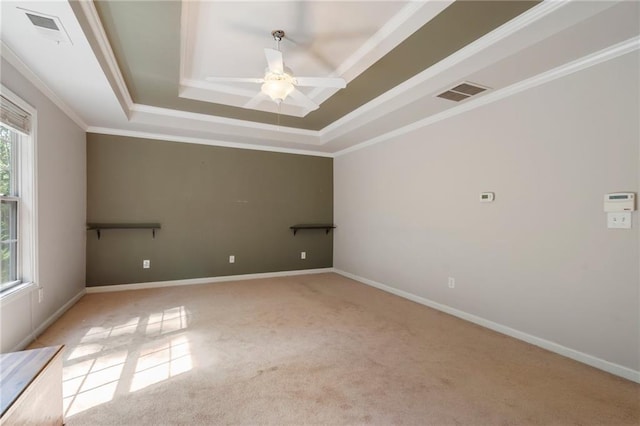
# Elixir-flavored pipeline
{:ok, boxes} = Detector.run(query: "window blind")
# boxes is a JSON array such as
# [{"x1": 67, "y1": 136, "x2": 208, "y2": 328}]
[{"x1": 1, "y1": 95, "x2": 31, "y2": 135}]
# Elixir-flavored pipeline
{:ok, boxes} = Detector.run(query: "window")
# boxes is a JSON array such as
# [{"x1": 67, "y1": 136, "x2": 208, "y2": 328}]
[
  {"x1": 1, "y1": 126, "x2": 19, "y2": 290},
  {"x1": 0, "y1": 89, "x2": 36, "y2": 295}
]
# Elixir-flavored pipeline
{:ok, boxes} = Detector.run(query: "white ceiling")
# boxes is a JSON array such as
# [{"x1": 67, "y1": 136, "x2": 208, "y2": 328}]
[{"x1": 1, "y1": 1, "x2": 639, "y2": 156}]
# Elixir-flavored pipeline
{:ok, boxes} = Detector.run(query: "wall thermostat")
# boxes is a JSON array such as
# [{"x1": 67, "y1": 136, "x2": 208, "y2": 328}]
[
  {"x1": 604, "y1": 193, "x2": 635, "y2": 212},
  {"x1": 480, "y1": 192, "x2": 494, "y2": 203}
]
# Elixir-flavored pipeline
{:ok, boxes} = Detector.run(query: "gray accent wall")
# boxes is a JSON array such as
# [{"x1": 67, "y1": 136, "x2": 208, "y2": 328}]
[
  {"x1": 334, "y1": 53, "x2": 639, "y2": 372},
  {"x1": 1, "y1": 58, "x2": 86, "y2": 352},
  {"x1": 87, "y1": 134, "x2": 333, "y2": 286}
]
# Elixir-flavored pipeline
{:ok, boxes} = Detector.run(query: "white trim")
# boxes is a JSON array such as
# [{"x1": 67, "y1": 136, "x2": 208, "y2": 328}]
[
  {"x1": 74, "y1": 0, "x2": 618, "y2": 156},
  {"x1": 334, "y1": 35, "x2": 640, "y2": 157},
  {"x1": 86, "y1": 268, "x2": 335, "y2": 293},
  {"x1": 86, "y1": 126, "x2": 333, "y2": 158},
  {"x1": 0, "y1": 42, "x2": 87, "y2": 131},
  {"x1": 334, "y1": 269, "x2": 640, "y2": 384},
  {"x1": 74, "y1": 0, "x2": 134, "y2": 114},
  {"x1": 305, "y1": 0, "x2": 454, "y2": 104},
  {"x1": 335, "y1": 1, "x2": 447, "y2": 79},
  {"x1": 180, "y1": 78, "x2": 260, "y2": 99},
  {"x1": 10, "y1": 288, "x2": 86, "y2": 352},
  {"x1": 0, "y1": 281, "x2": 37, "y2": 308},
  {"x1": 130, "y1": 104, "x2": 319, "y2": 138},
  {"x1": 97, "y1": 1, "x2": 566, "y2": 145},
  {"x1": 21, "y1": 94, "x2": 38, "y2": 288},
  {"x1": 319, "y1": 0, "x2": 567, "y2": 142},
  {"x1": 0, "y1": 84, "x2": 39, "y2": 293}
]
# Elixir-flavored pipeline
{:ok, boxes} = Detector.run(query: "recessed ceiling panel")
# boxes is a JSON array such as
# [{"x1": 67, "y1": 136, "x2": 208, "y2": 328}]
[{"x1": 179, "y1": 1, "x2": 417, "y2": 116}]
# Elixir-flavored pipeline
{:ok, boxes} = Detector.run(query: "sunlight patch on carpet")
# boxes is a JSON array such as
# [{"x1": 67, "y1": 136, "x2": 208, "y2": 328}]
[
  {"x1": 63, "y1": 350, "x2": 127, "y2": 416},
  {"x1": 62, "y1": 306, "x2": 192, "y2": 418},
  {"x1": 130, "y1": 335, "x2": 193, "y2": 392},
  {"x1": 146, "y1": 306, "x2": 189, "y2": 335}
]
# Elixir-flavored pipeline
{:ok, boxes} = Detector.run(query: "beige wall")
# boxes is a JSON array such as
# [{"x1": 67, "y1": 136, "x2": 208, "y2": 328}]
[
  {"x1": 86, "y1": 134, "x2": 333, "y2": 286},
  {"x1": 334, "y1": 53, "x2": 639, "y2": 373},
  {"x1": 1, "y1": 58, "x2": 86, "y2": 352}
]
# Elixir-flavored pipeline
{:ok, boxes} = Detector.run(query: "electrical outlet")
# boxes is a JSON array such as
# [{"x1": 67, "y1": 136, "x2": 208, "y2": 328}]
[
  {"x1": 301, "y1": 251, "x2": 306, "y2": 260},
  {"x1": 448, "y1": 277, "x2": 455, "y2": 289},
  {"x1": 38, "y1": 288, "x2": 43, "y2": 303},
  {"x1": 229, "y1": 255, "x2": 235, "y2": 264},
  {"x1": 143, "y1": 259, "x2": 150, "y2": 269}
]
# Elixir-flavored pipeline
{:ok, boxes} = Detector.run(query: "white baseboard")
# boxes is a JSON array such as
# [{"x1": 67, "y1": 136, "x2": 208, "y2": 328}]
[
  {"x1": 86, "y1": 268, "x2": 335, "y2": 293},
  {"x1": 11, "y1": 288, "x2": 86, "y2": 352},
  {"x1": 334, "y1": 268, "x2": 640, "y2": 384}
]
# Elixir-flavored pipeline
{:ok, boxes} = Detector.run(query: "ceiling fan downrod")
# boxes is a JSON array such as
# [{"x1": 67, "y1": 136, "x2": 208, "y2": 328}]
[{"x1": 271, "y1": 30, "x2": 285, "y2": 51}]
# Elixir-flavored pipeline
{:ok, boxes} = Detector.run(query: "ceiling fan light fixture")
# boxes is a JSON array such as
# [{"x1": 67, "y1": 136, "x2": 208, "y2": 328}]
[
  {"x1": 208, "y1": 29, "x2": 345, "y2": 112},
  {"x1": 261, "y1": 75, "x2": 294, "y2": 103}
]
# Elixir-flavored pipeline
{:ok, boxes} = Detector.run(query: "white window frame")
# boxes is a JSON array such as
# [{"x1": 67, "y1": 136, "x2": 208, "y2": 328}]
[
  {"x1": 0, "y1": 85, "x2": 38, "y2": 301},
  {"x1": 1, "y1": 129, "x2": 20, "y2": 290}
]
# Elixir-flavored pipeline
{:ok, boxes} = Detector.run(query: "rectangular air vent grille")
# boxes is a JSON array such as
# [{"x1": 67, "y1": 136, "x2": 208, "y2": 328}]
[
  {"x1": 437, "y1": 91, "x2": 470, "y2": 102},
  {"x1": 25, "y1": 13, "x2": 59, "y2": 31},
  {"x1": 436, "y1": 81, "x2": 489, "y2": 102},
  {"x1": 19, "y1": 8, "x2": 72, "y2": 44}
]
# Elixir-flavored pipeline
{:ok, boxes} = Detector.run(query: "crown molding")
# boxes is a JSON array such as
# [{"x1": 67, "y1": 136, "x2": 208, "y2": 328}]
[
  {"x1": 72, "y1": 0, "x2": 133, "y2": 116},
  {"x1": 88, "y1": 0, "x2": 567, "y2": 149},
  {"x1": 86, "y1": 126, "x2": 333, "y2": 158},
  {"x1": 92, "y1": 34, "x2": 638, "y2": 158},
  {"x1": 334, "y1": 35, "x2": 640, "y2": 157},
  {"x1": 305, "y1": 0, "x2": 454, "y2": 104},
  {"x1": 130, "y1": 103, "x2": 320, "y2": 140},
  {"x1": 0, "y1": 41, "x2": 88, "y2": 131},
  {"x1": 15, "y1": 0, "x2": 632, "y2": 158},
  {"x1": 319, "y1": 0, "x2": 568, "y2": 143}
]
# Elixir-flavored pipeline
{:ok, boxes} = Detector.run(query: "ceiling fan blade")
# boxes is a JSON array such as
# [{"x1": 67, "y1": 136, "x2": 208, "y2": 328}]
[
  {"x1": 206, "y1": 77, "x2": 264, "y2": 84},
  {"x1": 293, "y1": 77, "x2": 346, "y2": 89},
  {"x1": 244, "y1": 92, "x2": 269, "y2": 109},
  {"x1": 264, "y1": 48, "x2": 284, "y2": 74},
  {"x1": 288, "y1": 88, "x2": 319, "y2": 111}
]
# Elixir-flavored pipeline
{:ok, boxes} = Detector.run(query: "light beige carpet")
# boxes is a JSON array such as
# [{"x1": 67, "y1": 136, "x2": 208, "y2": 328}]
[{"x1": 29, "y1": 273, "x2": 638, "y2": 425}]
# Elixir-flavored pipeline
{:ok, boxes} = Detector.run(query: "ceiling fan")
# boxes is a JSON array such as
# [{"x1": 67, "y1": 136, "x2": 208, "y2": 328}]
[{"x1": 206, "y1": 30, "x2": 346, "y2": 111}]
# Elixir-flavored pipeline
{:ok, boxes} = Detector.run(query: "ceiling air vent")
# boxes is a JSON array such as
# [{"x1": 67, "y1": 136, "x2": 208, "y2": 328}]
[
  {"x1": 436, "y1": 81, "x2": 489, "y2": 102},
  {"x1": 20, "y1": 8, "x2": 72, "y2": 44}
]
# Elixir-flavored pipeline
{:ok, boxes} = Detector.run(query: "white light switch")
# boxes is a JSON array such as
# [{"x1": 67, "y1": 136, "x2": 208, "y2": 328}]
[
  {"x1": 229, "y1": 255, "x2": 235, "y2": 264},
  {"x1": 607, "y1": 212, "x2": 631, "y2": 229}
]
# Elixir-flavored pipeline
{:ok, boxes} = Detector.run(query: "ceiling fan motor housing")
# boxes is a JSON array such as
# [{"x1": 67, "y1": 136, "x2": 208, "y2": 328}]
[{"x1": 271, "y1": 30, "x2": 285, "y2": 42}]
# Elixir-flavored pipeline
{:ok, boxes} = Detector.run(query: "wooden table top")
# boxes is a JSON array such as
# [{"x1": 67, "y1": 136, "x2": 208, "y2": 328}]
[{"x1": 0, "y1": 345, "x2": 64, "y2": 417}]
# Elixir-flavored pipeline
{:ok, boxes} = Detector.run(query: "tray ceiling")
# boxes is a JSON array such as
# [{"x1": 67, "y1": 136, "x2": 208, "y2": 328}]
[
  {"x1": 91, "y1": 0, "x2": 537, "y2": 130},
  {"x1": 1, "y1": 1, "x2": 638, "y2": 155}
]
